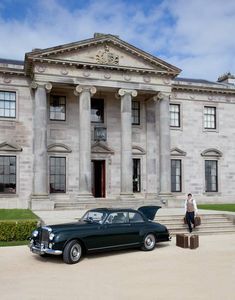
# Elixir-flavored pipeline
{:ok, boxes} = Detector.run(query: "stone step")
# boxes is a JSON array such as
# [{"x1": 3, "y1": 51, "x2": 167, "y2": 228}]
[
  {"x1": 157, "y1": 219, "x2": 231, "y2": 225},
  {"x1": 169, "y1": 228, "x2": 235, "y2": 236}
]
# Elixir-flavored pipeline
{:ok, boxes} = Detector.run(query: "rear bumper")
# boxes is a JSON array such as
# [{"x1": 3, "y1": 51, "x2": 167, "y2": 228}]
[{"x1": 29, "y1": 241, "x2": 62, "y2": 256}]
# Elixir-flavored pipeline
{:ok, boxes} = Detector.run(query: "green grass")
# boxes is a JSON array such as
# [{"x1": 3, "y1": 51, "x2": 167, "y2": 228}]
[
  {"x1": 0, "y1": 209, "x2": 39, "y2": 220},
  {"x1": 198, "y1": 204, "x2": 235, "y2": 212},
  {"x1": 0, "y1": 240, "x2": 29, "y2": 247}
]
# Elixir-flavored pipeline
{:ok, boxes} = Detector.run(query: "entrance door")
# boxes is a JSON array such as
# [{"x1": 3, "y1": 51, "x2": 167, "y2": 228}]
[{"x1": 91, "y1": 160, "x2": 106, "y2": 198}]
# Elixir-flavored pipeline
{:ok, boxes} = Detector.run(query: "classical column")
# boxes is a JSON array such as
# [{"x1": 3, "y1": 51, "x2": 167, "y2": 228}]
[
  {"x1": 155, "y1": 92, "x2": 172, "y2": 199},
  {"x1": 31, "y1": 82, "x2": 52, "y2": 204},
  {"x1": 74, "y1": 85, "x2": 96, "y2": 196},
  {"x1": 118, "y1": 88, "x2": 137, "y2": 197}
]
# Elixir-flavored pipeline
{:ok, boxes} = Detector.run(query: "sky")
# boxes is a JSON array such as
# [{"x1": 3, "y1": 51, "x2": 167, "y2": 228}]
[{"x1": 0, "y1": 0, "x2": 234, "y2": 81}]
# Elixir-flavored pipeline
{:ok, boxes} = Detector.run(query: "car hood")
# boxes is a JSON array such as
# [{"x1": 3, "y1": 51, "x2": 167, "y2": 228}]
[
  {"x1": 138, "y1": 206, "x2": 161, "y2": 220},
  {"x1": 45, "y1": 220, "x2": 99, "y2": 232}
]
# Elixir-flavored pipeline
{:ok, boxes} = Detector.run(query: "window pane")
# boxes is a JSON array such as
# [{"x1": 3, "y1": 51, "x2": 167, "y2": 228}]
[
  {"x1": 50, "y1": 157, "x2": 66, "y2": 193},
  {"x1": 171, "y1": 159, "x2": 181, "y2": 192},
  {"x1": 0, "y1": 156, "x2": 16, "y2": 194},
  {"x1": 170, "y1": 104, "x2": 180, "y2": 127},
  {"x1": 0, "y1": 91, "x2": 16, "y2": 118},
  {"x1": 205, "y1": 160, "x2": 218, "y2": 192},
  {"x1": 91, "y1": 99, "x2": 104, "y2": 123},
  {"x1": 50, "y1": 96, "x2": 66, "y2": 121},
  {"x1": 132, "y1": 101, "x2": 140, "y2": 125},
  {"x1": 204, "y1": 106, "x2": 216, "y2": 129},
  {"x1": 133, "y1": 159, "x2": 141, "y2": 192}
]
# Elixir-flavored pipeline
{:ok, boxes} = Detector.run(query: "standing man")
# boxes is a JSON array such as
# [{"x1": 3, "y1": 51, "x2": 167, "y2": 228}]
[{"x1": 185, "y1": 193, "x2": 198, "y2": 233}]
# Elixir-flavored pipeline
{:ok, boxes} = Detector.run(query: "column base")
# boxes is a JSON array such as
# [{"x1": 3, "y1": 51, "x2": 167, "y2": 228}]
[
  {"x1": 31, "y1": 194, "x2": 54, "y2": 211},
  {"x1": 120, "y1": 193, "x2": 135, "y2": 200},
  {"x1": 158, "y1": 192, "x2": 173, "y2": 206}
]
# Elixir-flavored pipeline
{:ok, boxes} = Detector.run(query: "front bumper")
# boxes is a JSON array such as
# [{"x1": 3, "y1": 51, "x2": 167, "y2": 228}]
[{"x1": 29, "y1": 241, "x2": 62, "y2": 256}]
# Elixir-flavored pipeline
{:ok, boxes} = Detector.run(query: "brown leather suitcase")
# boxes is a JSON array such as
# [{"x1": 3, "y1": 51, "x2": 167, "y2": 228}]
[
  {"x1": 190, "y1": 235, "x2": 199, "y2": 249},
  {"x1": 194, "y1": 216, "x2": 201, "y2": 227},
  {"x1": 176, "y1": 234, "x2": 188, "y2": 248}
]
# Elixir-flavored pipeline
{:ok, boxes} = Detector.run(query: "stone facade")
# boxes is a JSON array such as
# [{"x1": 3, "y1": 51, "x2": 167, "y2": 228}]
[{"x1": 0, "y1": 34, "x2": 235, "y2": 210}]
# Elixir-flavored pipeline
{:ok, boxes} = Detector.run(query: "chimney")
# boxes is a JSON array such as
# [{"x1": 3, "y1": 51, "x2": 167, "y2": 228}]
[{"x1": 217, "y1": 72, "x2": 235, "y2": 85}]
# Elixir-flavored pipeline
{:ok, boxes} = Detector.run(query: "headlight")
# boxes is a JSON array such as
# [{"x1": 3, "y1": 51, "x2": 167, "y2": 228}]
[
  {"x1": 49, "y1": 233, "x2": 55, "y2": 241},
  {"x1": 32, "y1": 230, "x2": 38, "y2": 237}
]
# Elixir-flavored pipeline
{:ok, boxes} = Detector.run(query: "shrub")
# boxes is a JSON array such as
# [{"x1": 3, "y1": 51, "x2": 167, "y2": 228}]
[{"x1": 0, "y1": 220, "x2": 38, "y2": 241}]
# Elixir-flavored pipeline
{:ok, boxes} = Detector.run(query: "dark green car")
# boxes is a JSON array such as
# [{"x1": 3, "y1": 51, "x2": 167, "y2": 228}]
[{"x1": 29, "y1": 206, "x2": 171, "y2": 264}]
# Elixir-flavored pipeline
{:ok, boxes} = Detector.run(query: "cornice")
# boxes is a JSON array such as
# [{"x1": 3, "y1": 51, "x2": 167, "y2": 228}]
[{"x1": 172, "y1": 82, "x2": 235, "y2": 95}]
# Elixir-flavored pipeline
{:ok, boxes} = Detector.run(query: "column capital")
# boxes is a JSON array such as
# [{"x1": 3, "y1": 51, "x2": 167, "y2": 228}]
[
  {"x1": 74, "y1": 85, "x2": 96, "y2": 96},
  {"x1": 153, "y1": 92, "x2": 170, "y2": 102},
  {"x1": 118, "y1": 89, "x2": 138, "y2": 98},
  {"x1": 30, "y1": 81, "x2": 52, "y2": 93}
]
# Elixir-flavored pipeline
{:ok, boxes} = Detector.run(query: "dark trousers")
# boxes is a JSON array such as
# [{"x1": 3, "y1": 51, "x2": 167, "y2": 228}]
[{"x1": 186, "y1": 211, "x2": 195, "y2": 232}]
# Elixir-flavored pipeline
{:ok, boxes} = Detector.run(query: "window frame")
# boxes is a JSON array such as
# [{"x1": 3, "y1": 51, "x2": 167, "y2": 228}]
[
  {"x1": 91, "y1": 98, "x2": 104, "y2": 124},
  {"x1": 132, "y1": 100, "x2": 140, "y2": 125},
  {"x1": 204, "y1": 106, "x2": 216, "y2": 130},
  {"x1": 171, "y1": 159, "x2": 182, "y2": 192},
  {"x1": 49, "y1": 95, "x2": 66, "y2": 121},
  {"x1": 0, "y1": 155, "x2": 16, "y2": 194},
  {"x1": 205, "y1": 160, "x2": 218, "y2": 192},
  {"x1": 133, "y1": 158, "x2": 141, "y2": 193},
  {"x1": 0, "y1": 90, "x2": 17, "y2": 119},
  {"x1": 170, "y1": 103, "x2": 181, "y2": 128},
  {"x1": 49, "y1": 156, "x2": 66, "y2": 193}
]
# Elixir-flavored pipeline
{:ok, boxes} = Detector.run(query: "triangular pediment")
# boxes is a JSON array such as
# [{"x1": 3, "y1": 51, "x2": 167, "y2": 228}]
[
  {"x1": 47, "y1": 143, "x2": 72, "y2": 153},
  {"x1": 26, "y1": 34, "x2": 180, "y2": 76},
  {"x1": 0, "y1": 141, "x2": 22, "y2": 152},
  {"x1": 91, "y1": 142, "x2": 114, "y2": 154},
  {"x1": 171, "y1": 147, "x2": 186, "y2": 156}
]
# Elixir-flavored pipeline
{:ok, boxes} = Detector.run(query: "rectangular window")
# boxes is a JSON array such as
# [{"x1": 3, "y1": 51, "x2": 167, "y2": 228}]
[
  {"x1": 204, "y1": 106, "x2": 216, "y2": 129},
  {"x1": 132, "y1": 101, "x2": 140, "y2": 125},
  {"x1": 50, "y1": 95, "x2": 66, "y2": 121},
  {"x1": 171, "y1": 159, "x2": 182, "y2": 192},
  {"x1": 0, "y1": 156, "x2": 16, "y2": 193},
  {"x1": 0, "y1": 91, "x2": 16, "y2": 118},
  {"x1": 205, "y1": 160, "x2": 218, "y2": 192},
  {"x1": 91, "y1": 99, "x2": 104, "y2": 123},
  {"x1": 133, "y1": 158, "x2": 141, "y2": 192},
  {"x1": 170, "y1": 104, "x2": 180, "y2": 127},
  {"x1": 50, "y1": 157, "x2": 66, "y2": 193}
]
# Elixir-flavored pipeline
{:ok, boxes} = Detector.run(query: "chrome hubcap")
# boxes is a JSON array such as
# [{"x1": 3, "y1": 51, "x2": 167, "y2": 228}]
[
  {"x1": 145, "y1": 234, "x2": 155, "y2": 249},
  {"x1": 71, "y1": 244, "x2": 81, "y2": 261}
]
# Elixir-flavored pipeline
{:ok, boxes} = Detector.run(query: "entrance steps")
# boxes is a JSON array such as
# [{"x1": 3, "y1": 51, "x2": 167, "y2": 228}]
[
  {"x1": 155, "y1": 214, "x2": 235, "y2": 236},
  {"x1": 54, "y1": 198, "x2": 163, "y2": 210}
]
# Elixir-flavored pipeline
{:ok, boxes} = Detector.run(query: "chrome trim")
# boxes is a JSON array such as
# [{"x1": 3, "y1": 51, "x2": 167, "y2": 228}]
[
  {"x1": 29, "y1": 243, "x2": 62, "y2": 255},
  {"x1": 89, "y1": 242, "x2": 140, "y2": 251}
]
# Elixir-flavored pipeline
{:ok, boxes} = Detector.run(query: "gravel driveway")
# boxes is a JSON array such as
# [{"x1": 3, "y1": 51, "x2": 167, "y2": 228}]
[{"x1": 0, "y1": 235, "x2": 234, "y2": 300}]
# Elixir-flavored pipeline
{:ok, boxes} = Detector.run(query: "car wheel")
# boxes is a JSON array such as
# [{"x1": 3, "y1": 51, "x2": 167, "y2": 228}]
[
  {"x1": 63, "y1": 240, "x2": 82, "y2": 264},
  {"x1": 141, "y1": 233, "x2": 156, "y2": 251}
]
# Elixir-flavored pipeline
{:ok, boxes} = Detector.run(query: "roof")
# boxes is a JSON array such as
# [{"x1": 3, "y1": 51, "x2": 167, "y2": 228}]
[
  {"x1": 89, "y1": 208, "x2": 138, "y2": 213},
  {"x1": 0, "y1": 58, "x2": 24, "y2": 65}
]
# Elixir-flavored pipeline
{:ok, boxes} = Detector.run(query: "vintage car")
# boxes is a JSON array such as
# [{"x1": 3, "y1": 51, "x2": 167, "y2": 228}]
[{"x1": 29, "y1": 206, "x2": 171, "y2": 264}]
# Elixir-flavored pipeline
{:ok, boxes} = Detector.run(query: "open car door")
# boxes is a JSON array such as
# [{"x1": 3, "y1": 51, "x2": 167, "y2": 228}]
[{"x1": 138, "y1": 206, "x2": 161, "y2": 221}]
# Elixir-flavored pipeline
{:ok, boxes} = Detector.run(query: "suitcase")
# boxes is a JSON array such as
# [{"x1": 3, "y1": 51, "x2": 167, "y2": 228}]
[
  {"x1": 190, "y1": 235, "x2": 199, "y2": 249},
  {"x1": 194, "y1": 216, "x2": 201, "y2": 227},
  {"x1": 176, "y1": 234, "x2": 188, "y2": 248},
  {"x1": 183, "y1": 216, "x2": 187, "y2": 224}
]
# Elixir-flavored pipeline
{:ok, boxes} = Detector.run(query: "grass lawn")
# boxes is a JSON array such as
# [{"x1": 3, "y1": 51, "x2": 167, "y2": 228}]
[
  {"x1": 0, "y1": 209, "x2": 39, "y2": 220},
  {"x1": 0, "y1": 209, "x2": 39, "y2": 247},
  {"x1": 198, "y1": 204, "x2": 235, "y2": 212}
]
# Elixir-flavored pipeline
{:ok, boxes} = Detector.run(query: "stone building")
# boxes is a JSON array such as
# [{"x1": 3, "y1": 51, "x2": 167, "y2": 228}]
[{"x1": 0, "y1": 33, "x2": 235, "y2": 210}]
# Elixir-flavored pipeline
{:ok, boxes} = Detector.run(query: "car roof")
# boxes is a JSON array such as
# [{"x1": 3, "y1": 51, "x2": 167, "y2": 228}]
[{"x1": 88, "y1": 208, "x2": 139, "y2": 213}]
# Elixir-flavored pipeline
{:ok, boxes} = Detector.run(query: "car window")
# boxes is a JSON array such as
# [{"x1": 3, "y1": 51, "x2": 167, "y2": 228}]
[
  {"x1": 81, "y1": 211, "x2": 107, "y2": 223},
  {"x1": 129, "y1": 212, "x2": 144, "y2": 223},
  {"x1": 105, "y1": 212, "x2": 128, "y2": 224}
]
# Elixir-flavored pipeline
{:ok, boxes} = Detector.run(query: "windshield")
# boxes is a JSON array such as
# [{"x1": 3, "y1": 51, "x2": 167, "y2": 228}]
[{"x1": 81, "y1": 210, "x2": 107, "y2": 224}]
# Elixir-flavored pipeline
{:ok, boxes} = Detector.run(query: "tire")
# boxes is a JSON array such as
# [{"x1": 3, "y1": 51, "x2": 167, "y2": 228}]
[
  {"x1": 63, "y1": 240, "x2": 82, "y2": 264},
  {"x1": 141, "y1": 233, "x2": 156, "y2": 251}
]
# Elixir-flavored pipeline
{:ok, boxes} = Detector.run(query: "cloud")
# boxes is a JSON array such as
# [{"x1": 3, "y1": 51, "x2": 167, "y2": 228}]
[{"x1": 0, "y1": 0, "x2": 234, "y2": 80}]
